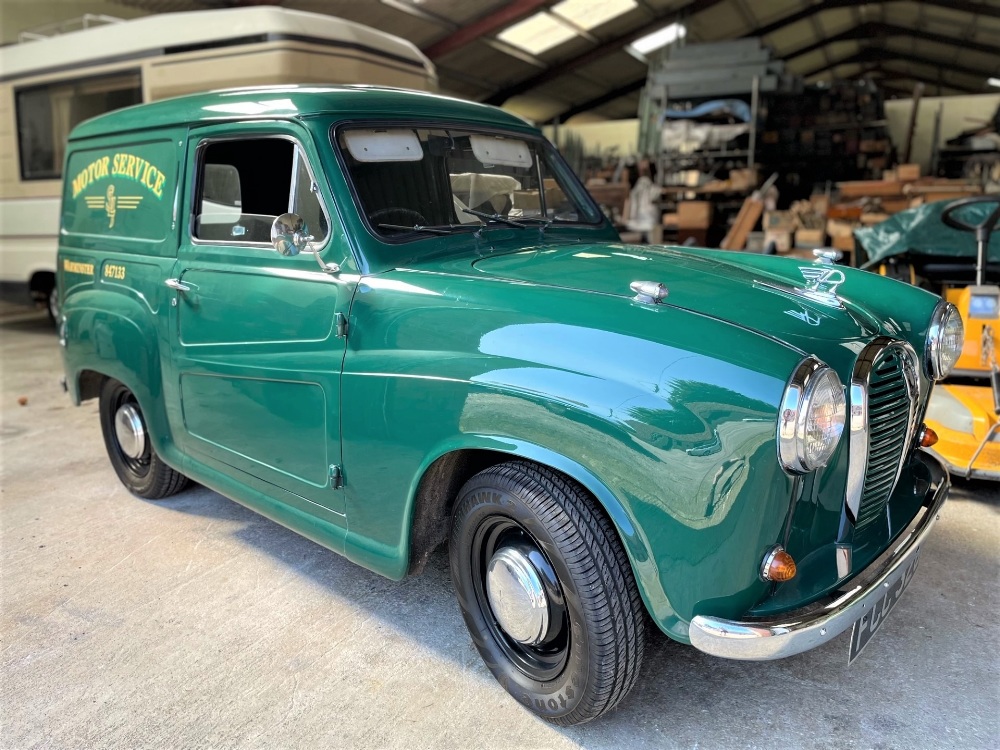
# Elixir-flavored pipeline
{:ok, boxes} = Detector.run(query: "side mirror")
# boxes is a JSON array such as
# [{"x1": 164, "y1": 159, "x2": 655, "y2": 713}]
[{"x1": 271, "y1": 213, "x2": 313, "y2": 256}]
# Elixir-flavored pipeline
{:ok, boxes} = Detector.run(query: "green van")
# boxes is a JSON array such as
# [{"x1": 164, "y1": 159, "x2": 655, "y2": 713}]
[{"x1": 59, "y1": 85, "x2": 958, "y2": 725}]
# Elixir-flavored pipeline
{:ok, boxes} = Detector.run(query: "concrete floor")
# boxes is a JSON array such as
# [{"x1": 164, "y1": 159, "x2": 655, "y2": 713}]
[{"x1": 1, "y1": 302, "x2": 998, "y2": 750}]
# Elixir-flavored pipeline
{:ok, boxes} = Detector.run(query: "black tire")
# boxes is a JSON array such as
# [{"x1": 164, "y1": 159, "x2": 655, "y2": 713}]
[
  {"x1": 99, "y1": 379, "x2": 189, "y2": 499},
  {"x1": 46, "y1": 284, "x2": 60, "y2": 328},
  {"x1": 449, "y1": 461, "x2": 645, "y2": 725}
]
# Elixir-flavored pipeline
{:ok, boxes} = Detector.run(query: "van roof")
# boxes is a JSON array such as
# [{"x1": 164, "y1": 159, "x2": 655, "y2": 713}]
[{"x1": 69, "y1": 85, "x2": 535, "y2": 141}]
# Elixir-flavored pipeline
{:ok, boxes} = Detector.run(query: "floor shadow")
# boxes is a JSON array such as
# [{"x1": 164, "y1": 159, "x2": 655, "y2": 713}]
[
  {"x1": 145, "y1": 480, "x2": 1000, "y2": 747},
  {"x1": 0, "y1": 312, "x2": 52, "y2": 333}
]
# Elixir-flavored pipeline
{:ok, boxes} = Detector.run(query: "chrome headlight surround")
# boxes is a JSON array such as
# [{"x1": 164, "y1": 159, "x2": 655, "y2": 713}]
[
  {"x1": 925, "y1": 301, "x2": 964, "y2": 381},
  {"x1": 778, "y1": 357, "x2": 847, "y2": 474}
]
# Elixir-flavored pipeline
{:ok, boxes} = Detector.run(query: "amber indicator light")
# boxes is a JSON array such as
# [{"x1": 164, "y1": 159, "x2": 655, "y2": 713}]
[
  {"x1": 761, "y1": 547, "x2": 797, "y2": 582},
  {"x1": 919, "y1": 425, "x2": 939, "y2": 448}
]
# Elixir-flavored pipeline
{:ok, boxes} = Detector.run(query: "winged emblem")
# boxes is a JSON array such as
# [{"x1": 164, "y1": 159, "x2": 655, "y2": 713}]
[
  {"x1": 83, "y1": 184, "x2": 143, "y2": 228},
  {"x1": 796, "y1": 266, "x2": 846, "y2": 307}
]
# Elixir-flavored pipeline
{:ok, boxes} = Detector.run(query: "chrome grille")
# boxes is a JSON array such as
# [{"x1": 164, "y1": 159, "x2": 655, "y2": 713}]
[{"x1": 855, "y1": 347, "x2": 913, "y2": 530}]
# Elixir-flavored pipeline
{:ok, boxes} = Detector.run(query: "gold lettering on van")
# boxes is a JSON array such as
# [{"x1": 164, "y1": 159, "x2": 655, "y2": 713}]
[
  {"x1": 71, "y1": 156, "x2": 110, "y2": 198},
  {"x1": 110, "y1": 152, "x2": 166, "y2": 198},
  {"x1": 103, "y1": 263, "x2": 126, "y2": 281},
  {"x1": 62, "y1": 259, "x2": 95, "y2": 276},
  {"x1": 72, "y1": 151, "x2": 167, "y2": 201}
]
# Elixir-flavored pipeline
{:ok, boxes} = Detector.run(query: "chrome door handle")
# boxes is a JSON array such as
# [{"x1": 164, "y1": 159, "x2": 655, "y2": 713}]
[{"x1": 164, "y1": 278, "x2": 191, "y2": 292}]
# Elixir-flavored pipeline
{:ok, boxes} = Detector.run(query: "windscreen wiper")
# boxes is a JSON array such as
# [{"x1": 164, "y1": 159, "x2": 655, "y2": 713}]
[
  {"x1": 461, "y1": 208, "x2": 526, "y2": 228},
  {"x1": 378, "y1": 223, "x2": 466, "y2": 235},
  {"x1": 513, "y1": 216, "x2": 552, "y2": 228}
]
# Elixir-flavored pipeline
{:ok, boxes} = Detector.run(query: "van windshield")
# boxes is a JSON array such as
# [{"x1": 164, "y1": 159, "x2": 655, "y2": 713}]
[{"x1": 335, "y1": 127, "x2": 601, "y2": 240}]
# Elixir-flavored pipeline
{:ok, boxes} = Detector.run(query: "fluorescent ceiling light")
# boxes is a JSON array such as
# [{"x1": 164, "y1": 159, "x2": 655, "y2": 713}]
[
  {"x1": 498, "y1": 11, "x2": 577, "y2": 55},
  {"x1": 989, "y1": 77, "x2": 1000, "y2": 88},
  {"x1": 551, "y1": 0, "x2": 637, "y2": 31},
  {"x1": 629, "y1": 22, "x2": 686, "y2": 55}
]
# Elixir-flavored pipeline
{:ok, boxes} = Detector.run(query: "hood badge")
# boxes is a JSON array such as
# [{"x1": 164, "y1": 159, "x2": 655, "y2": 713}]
[
  {"x1": 796, "y1": 264, "x2": 846, "y2": 309},
  {"x1": 630, "y1": 280, "x2": 669, "y2": 305}
]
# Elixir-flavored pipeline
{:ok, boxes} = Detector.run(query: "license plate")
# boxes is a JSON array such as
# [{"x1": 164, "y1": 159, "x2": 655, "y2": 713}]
[{"x1": 847, "y1": 547, "x2": 921, "y2": 664}]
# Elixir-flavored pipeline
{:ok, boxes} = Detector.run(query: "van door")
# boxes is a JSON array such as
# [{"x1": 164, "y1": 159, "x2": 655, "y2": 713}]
[{"x1": 168, "y1": 126, "x2": 354, "y2": 519}]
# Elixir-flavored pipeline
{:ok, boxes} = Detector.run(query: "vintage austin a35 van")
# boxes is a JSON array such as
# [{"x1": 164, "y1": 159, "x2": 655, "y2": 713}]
[{"x1": 59, "y1": 85, "x2": 959, "y2": 725}]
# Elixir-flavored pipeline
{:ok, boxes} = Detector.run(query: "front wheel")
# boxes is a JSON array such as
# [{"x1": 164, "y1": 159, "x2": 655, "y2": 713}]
[
  {"x1": 450, "y1": 462, "x2": 645, "y2": 725},
  {"x1": 99, "y1": 379, "x2": 189, "y2": 499}
]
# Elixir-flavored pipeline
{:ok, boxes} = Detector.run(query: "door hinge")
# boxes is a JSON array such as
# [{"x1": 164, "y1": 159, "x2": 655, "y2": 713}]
[
  {"x1": 329, "y1": 464, "x2": 344, "y2": 489},
  {"x1": 335, "y1": 312, "x2": 349, "y2": 338}
]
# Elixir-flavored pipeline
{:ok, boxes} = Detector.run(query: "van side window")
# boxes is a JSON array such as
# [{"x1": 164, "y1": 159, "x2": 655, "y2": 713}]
[
  {"x1": 16, "y1": 71, "x2": 141, "y2": 181},
  {"x1": 194, "y1": 138, "x2": 329, "y2": 246}
]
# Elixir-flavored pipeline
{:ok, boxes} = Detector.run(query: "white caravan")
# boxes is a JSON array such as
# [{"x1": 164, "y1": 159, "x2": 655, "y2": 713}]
[{"x1": 0, "y1": 6, "x2": 436, "y2": 320}]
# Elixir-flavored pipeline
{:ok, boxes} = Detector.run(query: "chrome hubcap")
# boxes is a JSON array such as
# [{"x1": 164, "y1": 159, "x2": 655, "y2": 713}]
[
  {"x1": 486, "y1": 547, "x2": 549, "y2": 645},
  {"x1": 114, "y1": 403, "x2": 146, "y2": 459}
]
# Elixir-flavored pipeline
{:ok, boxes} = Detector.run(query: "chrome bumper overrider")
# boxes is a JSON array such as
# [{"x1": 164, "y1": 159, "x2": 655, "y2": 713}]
[{"x1": 688, "y1": 452, "x2": 949, "y2": 661}]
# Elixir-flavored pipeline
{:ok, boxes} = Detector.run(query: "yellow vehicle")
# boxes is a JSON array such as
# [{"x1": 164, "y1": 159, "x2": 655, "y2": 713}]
[
  {"x1": 860, "y1": 196, "x2": 1000, "y2": 479},
  {"x1": 924, "y1": 197, "x2": 1000, "y2": 479}
]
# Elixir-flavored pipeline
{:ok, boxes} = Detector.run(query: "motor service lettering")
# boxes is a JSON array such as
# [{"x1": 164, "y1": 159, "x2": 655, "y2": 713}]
[
  {"x1": 72, "y1": 152, "x2": 168, "y2": 229},
  {"x1": 72, "y1": 153, "x2": 166, "y2": 199}
]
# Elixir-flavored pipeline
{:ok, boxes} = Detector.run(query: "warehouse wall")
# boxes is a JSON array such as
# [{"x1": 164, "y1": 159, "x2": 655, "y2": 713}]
[
  {"x1": 885, "y1": 94, "x2": 1000, "y2": 174},
  {"x1": 543, "y1": 119, "x2": 640, "y2": 156}
]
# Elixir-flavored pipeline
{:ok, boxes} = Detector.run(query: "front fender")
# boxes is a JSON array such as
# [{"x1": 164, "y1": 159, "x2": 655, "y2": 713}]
[{"x1": 341, "y1": 271, "x2": 805, "y2": 641}]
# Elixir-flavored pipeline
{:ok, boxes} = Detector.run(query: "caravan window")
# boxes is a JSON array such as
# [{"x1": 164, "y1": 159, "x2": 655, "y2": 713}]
[{"x1": 16, "y1": 71, "x2": 141, "y2": 181}]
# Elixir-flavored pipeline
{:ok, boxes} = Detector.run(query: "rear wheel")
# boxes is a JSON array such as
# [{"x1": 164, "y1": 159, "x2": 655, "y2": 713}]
[
  {"x1": 46, "y1": 285, "x2": 59, "y2": 327},
  {"x1": 99, "y1": 379, "x2": 188, "y2": 499},
  {"x1": 449, "y1": 461, "x2": 645, "y2": 725}
]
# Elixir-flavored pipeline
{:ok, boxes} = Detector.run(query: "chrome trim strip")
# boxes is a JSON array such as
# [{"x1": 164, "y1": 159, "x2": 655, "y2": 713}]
[
  {"x1": 892, "y1": 342, "x2": 922, "y2": 497},
  {"x1": 846, "y1": 380, "x2": 867, "y2": 521},
  {"x1": 845, "y1": 337, "x2": 919, "y2": 523},
  {"x1": 688, "y1": 451, "x2": 949, "y2": 661}
]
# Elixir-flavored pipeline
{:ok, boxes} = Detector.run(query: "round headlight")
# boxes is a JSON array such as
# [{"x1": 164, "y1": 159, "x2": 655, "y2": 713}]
[
  {"x1": 926, "y1": 302, "x2": 964, "y2": 380},
  {"x1": 778, "y1": 358, "x2": 847, "y2": 473}
]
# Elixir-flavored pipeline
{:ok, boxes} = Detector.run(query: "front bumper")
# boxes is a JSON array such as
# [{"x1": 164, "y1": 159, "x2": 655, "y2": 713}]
[{"x1": 688, "y1": 452, "x2": 949, "y2": 660}]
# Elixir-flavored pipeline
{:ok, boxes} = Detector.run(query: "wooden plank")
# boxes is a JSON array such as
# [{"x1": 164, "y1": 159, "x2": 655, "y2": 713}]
[{"x1": 720, "y1": 196, "x2": 763, "y2": 250}]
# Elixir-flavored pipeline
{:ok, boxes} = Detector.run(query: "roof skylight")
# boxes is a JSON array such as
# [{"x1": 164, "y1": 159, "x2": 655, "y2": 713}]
[
  {"x1": 497, "y1": 12, "x2": 577, "y2": 55},
  {"x1": 551, "y1": 0, "x2": 637, "y2": 31},
  {"x1": 497, "y1": 0, "x2": 637, "y2": 56}
]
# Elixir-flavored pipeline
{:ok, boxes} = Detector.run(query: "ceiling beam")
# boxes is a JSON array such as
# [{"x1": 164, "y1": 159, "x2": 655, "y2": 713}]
[
  {"x1": 422, "y1": 0, "x2": 549, "y2": 60},
  {"x1": 801, "y1": 47, "x2": 998, "y2": 82},
  {"x1": 860, "y1": 66, "x2": 978, "y2": 94},
  {"x1": 879, "y1": 83, "x2": 927, "y2": 98},
  {"x1": 379, "y1": 0, "x2": 456, "y2": 29},
  {"x1": 783, "y1": 21, "x2": 999, "y2": 61},
  {"x1": 483, "y1": 0, "x2": 727, "y2": 106},
  {"x1": 749, "y1": 0, "x2": 1000, "y2": 39},
  {"x1": 543, "y1": 77, "x2": 646, "y2": 124}
]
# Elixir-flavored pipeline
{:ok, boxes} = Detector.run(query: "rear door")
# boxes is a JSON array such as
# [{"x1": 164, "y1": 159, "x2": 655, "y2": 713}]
[{"x1": 167, "y1": 122, "x2": 354, "y2": 519}]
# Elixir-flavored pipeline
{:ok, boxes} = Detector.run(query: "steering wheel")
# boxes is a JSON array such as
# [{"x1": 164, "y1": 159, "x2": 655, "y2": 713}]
[
  {"x1": 941, "y1": 196, "x2": 1000, "y2": 238},
  {"x1": 370, "y1": 207, "x2": 427, "y2": 226},
  {"x1": 941, "y1": 196, "x2": 1000, "y2": 287}
]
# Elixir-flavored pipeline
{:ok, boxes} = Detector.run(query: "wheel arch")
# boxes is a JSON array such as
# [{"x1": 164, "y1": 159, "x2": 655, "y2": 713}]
[
  {"x1": 63, "y1": 291, "x2": 174, "y2": 461},
  {"x1": 403, "y1": 437, "x2": 661, "y2": 622},
  {"x1": 29, "y1": 270, "x2": 56, "y2": 296}
]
